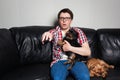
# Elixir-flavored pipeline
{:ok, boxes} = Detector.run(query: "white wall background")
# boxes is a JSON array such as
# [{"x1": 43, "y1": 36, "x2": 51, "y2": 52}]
[{"x1": 0, "y1": 0, "x2": 120, "y2": 29}]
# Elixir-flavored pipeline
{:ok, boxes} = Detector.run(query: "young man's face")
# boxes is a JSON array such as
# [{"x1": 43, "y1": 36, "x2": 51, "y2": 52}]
[{"x1": 58, "y1": 12, "x2": 72, "y2": 30}]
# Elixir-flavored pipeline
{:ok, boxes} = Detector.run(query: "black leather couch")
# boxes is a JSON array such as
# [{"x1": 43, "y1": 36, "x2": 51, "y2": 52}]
[{"x1": 0, "y1": 26, "x2": 120, "y2": 80}]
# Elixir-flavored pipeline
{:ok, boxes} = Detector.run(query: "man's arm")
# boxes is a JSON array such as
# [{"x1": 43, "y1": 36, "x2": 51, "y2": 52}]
[{"x1": 62, "y1": 40, "x2": 91, "y2": 56}]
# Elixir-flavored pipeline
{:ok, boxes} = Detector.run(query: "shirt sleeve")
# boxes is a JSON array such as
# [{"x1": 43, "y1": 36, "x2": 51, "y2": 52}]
[
  {"x1": 48, "y1": 26, "x2": 59, "y2": 34},
  {"x1": 49, "y1": 28, "x2": 55, "y2": 34},
  {"x1": 73, "y1": 27, "x2": 88, "y2": 45}
]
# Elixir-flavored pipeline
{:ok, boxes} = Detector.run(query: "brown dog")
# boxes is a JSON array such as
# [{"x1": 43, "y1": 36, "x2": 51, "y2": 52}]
[{"x1": 86, "y1": 58, "x2": 114, "y2": 78}]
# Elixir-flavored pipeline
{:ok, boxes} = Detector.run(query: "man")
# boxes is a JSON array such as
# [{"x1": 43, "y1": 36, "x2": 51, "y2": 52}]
[{"x1": 42, "y1": 8, "x2": 91, "y2": 80}]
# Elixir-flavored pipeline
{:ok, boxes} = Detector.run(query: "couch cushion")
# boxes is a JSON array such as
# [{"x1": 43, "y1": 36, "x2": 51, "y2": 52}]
[
  {"x1": 0, "y1": 29, "x2": 19, "y2": 77},
  {"x1": 1, "y1": 63, "x2": 50, "y2": 80},
  {"x1": 106, "y1": 68, "x2": 120, "y2": 80},
  {"x1": 97, "y1": 29, "x2": 120, "y2": 66},
  {"x1": 10, "y1": 26, "x2": 53, "y2": 64}
]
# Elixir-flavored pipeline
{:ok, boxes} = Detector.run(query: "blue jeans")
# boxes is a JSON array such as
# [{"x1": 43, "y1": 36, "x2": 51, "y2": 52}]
[{"x1": 51, "y1": 60, "x2": 90, "y2": 80}]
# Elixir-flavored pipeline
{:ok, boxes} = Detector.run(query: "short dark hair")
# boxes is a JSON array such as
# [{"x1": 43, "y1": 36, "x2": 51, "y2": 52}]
[{"x1": 58, "y1": 8, "x2": 73, "y2": 20}]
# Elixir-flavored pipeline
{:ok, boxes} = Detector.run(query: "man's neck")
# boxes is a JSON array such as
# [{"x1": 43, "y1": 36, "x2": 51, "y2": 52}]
[{"x1": 61, "y1": 27, "x2": 70, "y2": 33}]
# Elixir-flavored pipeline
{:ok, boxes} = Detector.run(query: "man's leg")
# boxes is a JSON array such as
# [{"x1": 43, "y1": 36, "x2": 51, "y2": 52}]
[
  {"x1": 70, "y1": 62, "x2": 90, "y2": 80},
  {"x1": 51, "y1": 60, "x2": 69, "y2": 80}
]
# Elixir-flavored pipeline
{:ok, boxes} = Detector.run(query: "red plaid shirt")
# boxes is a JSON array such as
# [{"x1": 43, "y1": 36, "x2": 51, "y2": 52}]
[{"x1": 49, "y1": 26, "x2": 87, "y2": 66}]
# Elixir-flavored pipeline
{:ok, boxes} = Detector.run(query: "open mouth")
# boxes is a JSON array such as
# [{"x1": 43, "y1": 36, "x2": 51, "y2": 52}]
[{"x1": 63, "y1": 24, "x2": 66, "y2": 26}]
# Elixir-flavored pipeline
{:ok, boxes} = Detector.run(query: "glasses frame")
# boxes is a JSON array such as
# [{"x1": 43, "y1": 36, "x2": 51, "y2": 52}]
[{"x1": 59, "y1": 17, "x2": 71, "y2": 21}]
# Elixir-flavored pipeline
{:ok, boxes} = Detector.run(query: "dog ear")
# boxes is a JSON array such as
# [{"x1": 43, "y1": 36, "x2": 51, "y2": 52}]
[{"x1": 69, "y1": 28, "x2": 78, "y2": 37}]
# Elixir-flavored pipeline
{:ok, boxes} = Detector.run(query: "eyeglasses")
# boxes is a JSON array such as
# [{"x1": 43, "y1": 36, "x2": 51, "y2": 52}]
[{"x1": 59, "y1": 17, "x2": 71, "y2": 21}]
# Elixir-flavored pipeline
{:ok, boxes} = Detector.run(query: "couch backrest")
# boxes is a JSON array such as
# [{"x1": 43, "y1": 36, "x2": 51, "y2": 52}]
[
  {"x1": 10, "y1": 26, "x2": 53, "y2": 64},
  {"x1": 0, "y1": 29, "x2": 20, "y2": 77},
  {"x1": 10, "y1": 26, "x2": 98, "y2": 64},
  {"x1": 97, "y1": 29, "x2": 120, "y2": 66}
]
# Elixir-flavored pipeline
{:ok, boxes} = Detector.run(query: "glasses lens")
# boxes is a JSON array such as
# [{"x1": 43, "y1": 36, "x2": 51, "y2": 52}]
[{"x1": 59, "y1": 17, "x2": 71, "y2": 21}]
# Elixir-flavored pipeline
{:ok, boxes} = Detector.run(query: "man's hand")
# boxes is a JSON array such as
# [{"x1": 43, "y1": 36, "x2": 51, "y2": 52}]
[
  {"x1": 41, "y1": 31, "x2": 53, "y2": 44},
  {"x1": 62, "y1": 40, "x2": 72, "y2": 52}
]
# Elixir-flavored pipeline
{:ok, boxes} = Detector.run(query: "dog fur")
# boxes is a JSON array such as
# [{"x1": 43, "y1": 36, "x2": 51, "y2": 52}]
[{"x1": 86, "y1": 58, "x2": 114, "y2": 78}]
